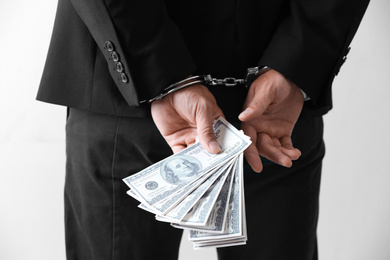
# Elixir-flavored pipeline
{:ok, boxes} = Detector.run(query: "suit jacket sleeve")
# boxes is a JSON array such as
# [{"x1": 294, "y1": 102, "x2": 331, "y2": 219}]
[
  {"x1": 70, "y1": 0, "x2": 196, "y2": 106},
  {"x1": 258, "y1": 0, "x2": 370, "y2": 114}
]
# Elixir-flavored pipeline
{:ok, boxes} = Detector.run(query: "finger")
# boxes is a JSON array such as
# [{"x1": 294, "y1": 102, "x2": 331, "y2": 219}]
[
  {"x1": 271, "y1": 136, "x2": 301, "y2": 161},
  {"x1": 244, "y1": 144, "x2": 263, "y2": 173},
  {"x1": 258, "y1": 133, "x2": 293, "y2": 167},
  {"x1": 170, "y1": 138, "x2": 196, "y2": 153},
  {"x1": 280, "y1": 136, "x2": 301, "y2": 160},
  {"x1": 241, "y1": 123, "x2": 263, "y2": 173},
  {"x1": 169, "y1": 137, "x2": 197, "y2": 154},
  {"x1": 239, "y1": 89, "x2": 272, "y2": 122},
  {"x1": 280, "y1": 147, "x2": 301, "y2": 160},
  {"x1": 184, "y1": 136, "x2": 197, "y2": 147},
  {"x1": 196, "y1": 116, "x2": 221, "y2": 154},
  {"x1": 272, "y1": 137, "x2": 282, "y2": 148},
  {"x1": 171, "y1": 144, "x2": 186, "y2": 154}
]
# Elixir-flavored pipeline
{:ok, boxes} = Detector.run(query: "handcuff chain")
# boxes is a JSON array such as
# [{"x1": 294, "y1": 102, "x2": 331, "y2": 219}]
[
  {"x1": 140, "y1": 66, "x2": 269, "y2": 104},
  {"x1": 203, "y1": 75, "x2": 245, "y2": 87}
]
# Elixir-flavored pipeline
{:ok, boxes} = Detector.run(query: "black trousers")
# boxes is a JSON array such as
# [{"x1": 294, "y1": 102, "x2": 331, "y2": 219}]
[{"x1": 65, "y1": 108, "x2": 324, "y2": 260}]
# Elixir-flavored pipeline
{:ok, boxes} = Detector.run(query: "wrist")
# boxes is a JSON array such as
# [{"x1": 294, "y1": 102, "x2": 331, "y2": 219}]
[
  {"x1": 141, "y1": 75, "x2": 205, "y2": 104},
  {"x1": 245, "y1": 66, "x2": 272, "y2": 88}
]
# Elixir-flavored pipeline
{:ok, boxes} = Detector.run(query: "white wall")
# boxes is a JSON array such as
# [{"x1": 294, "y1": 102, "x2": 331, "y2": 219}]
[
  {"x1": 318, "y1": 1, "x2": 390, "y2": 259},
  {"x1": 0, "y1": 1, "x2": 388, "y2": 259}
]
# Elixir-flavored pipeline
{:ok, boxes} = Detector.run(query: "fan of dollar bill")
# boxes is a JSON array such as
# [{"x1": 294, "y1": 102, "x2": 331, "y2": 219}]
[{"x1": 123, "y1": 117, "x2": 251, "y2": 249}]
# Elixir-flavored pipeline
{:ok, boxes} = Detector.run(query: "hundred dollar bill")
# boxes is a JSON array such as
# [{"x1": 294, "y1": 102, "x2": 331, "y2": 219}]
[
  {"x1": 126, "y1": 189, "x2": 139, "y2": 200},
  {"x1": 193, "y1": 180, "x2": 247, "y2": 249},
  {"x1": 193, "y1": 238, "x2": 246, "y2": 249},
  {"x1": 122, "y1": 117, "x2": 251, "y2": 207},
  {"x1": 190, "y1": 154, "x2": 246, "y2": 247},
  {"x1": 136, "y1": 167, "x2": 219, "y2": 215},
  {"x1": 156, "y1": 160, "x2": 234, "y2": 223},
  {"x1": 193, "y1": 164, "x2": 247, "y2": 249},
  {"x1": 150, "y1": 163, "x2": 224, "y2": 215},
  {"x1": 172, "y1": 158, "x2": 236, "y2": 232}
]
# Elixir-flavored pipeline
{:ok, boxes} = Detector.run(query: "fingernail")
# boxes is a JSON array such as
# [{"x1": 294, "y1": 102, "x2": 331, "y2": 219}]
[
  {"x1": 239, "y1": 108, "x2": 251, "y2": 119},
  {"x1": 209, "y1": 141, "x2": 221, "y2": 153}
]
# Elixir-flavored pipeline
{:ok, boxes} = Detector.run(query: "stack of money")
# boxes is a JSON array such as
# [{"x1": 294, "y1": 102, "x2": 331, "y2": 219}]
[{"x1": 123, "y1": 117, "x2": 251, "y2": 249}]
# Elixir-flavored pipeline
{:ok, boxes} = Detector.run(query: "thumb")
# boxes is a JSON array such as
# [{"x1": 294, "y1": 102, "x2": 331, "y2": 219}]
[
  {"x1": 196, "y1": 117, "x2": 221, "y2": 154},
  {"x1": 239, "y1": 93, "x2": 272, "y2": 122}
]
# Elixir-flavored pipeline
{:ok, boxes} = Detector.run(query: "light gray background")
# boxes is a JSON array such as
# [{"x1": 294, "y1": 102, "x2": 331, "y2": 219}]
[{"x1": 0, "y1": 1, "x2": 389, "y2": 259}]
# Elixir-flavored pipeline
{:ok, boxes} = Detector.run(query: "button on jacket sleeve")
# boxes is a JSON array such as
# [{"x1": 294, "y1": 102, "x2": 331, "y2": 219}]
[{"x1": 70, "y1": 0, "x2": 197, "y2": 105}]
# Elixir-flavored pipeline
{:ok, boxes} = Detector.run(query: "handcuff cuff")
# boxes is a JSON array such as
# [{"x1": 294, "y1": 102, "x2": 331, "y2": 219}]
[{"x1": 140, "y1": 66, "x2": 271, "y2": 104}]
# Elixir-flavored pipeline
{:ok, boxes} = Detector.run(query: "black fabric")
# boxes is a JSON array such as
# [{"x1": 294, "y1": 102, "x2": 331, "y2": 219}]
[
  {"x1": 65, "y1": 108, "x2": 324, "y2": 259},
  {"x1": 65, "y1": 108, "x2": 182, "y2": 259},
  {"x1": 38, "y1": 0, "x2": 370, "y2": 117},
  {"x1": 218, "y1": 117, "x2": 324, "y2": 260}
]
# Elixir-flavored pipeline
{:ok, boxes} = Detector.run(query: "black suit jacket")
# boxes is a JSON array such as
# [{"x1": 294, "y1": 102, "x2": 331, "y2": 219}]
[{"x1": 37, "y1": 0, "x2": 369, "y2": 119}]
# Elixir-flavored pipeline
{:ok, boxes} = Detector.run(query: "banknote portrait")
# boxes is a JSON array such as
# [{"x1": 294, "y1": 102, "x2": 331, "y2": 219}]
[{"x1": 161, "y1": 155, "x2": 202, "y2": 184}]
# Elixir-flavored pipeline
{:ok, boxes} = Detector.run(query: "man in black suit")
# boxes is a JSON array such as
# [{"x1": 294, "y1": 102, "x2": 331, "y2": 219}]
[{"x1": 38, "y1": 0, "x2": 370, "y2": 259}]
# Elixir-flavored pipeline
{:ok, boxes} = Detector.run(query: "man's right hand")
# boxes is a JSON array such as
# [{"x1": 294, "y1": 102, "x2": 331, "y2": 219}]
[{"x1": 151, "y1": 84, "x2": 224, "y2": 154}]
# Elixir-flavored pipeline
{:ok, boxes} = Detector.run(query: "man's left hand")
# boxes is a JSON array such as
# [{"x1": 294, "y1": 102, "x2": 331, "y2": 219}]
[{"x1": 239, "y1": 69, "x2": 304, "y2": 173}]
